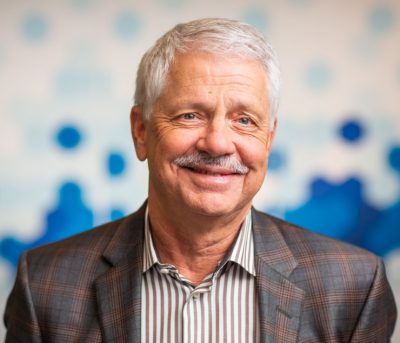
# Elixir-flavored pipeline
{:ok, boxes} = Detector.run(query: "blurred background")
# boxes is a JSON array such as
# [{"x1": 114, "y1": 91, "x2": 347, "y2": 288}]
[{"x1": 0, "y1": 0, "x2": 399, "y2": 339}]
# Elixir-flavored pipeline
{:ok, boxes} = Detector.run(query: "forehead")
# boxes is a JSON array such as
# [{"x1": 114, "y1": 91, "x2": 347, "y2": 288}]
[
  {"x1": 168, "y1": 52, "x2": 266, "y2": 84},
  {"x1": 160, "y1": 53, "x2": 269, "y2": 107}
]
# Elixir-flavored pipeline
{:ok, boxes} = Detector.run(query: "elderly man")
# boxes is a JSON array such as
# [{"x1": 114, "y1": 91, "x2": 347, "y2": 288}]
[{"x1": 4, "y1": 18, "x2": 397, "y2": 342}]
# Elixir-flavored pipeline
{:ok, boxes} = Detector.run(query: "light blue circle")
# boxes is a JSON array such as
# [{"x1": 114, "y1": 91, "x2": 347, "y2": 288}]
[
  {"x1": 114, "y1": 11, "x2": 141, "y2": 39},
  {"x1": 242, "y1": 8, "x2": 269, "y2": 32},
  {"x1": 305, "y1": 62, "x2": 333, "y2": 90},
  {"x1": 55, "y1": 67, "x2": 112, "y2": 97},
  {"x1": 368, "y1": 5, "x2": 395, "y2": 34},
  {"x1": 268, "y1": 150, "x2": 285, "y2": 171},
  {"x1": 21, "y1": 13, "x2": 49, "y2": 41}
]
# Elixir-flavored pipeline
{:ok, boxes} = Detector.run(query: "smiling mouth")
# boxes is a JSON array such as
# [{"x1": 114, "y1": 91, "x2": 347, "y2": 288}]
[{"x1": 184, "y1": 166, "x2": 236, "y2": 176}]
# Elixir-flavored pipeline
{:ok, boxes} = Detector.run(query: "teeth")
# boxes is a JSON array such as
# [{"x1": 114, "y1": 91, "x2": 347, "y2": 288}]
[{"x1": 195, "y1": 168, "x2": 224, "y2": 176}]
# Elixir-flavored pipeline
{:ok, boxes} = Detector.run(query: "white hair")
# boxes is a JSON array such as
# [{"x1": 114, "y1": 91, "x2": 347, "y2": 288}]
[{"x1": 134, "y1": 18, "x2": 281, "y2": 127}]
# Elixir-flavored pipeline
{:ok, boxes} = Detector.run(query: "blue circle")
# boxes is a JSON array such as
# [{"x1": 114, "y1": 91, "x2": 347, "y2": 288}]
[
  {"x1": 56, "y1": 125, "x2": 82, "y2": 149},
  {"x1": 242, "y1": 8, "x2": 269, "y2": 32},
  {"x1": 388, "y1": 146, "x2": 400, "y2": 174},
  {"x1": 368, "y1": 6, "x2": 395, "y2": 34},
  {"x1": 305, "y1": 62, "x2": 333, "y2": 90},
  {"x1": 110, "y1": 208, "x2": 125, "y2": 220},
  {"x1": 107, "y1": 152, "x2": 126, "y2": 176},
  {"x1": 55, "y1": 67, "x2": 112, "y2": 96},
  {"x1": 22, "y1": 13, "x2": 49, "y2": 41},
  {"x1": 268, "y1": 150, "x2": 285, "y2": 171},
  {"x1": 339, "y1": 119, "x2": 365, "y2": 143},
  {"x1": 114, "y1": 11, "x2": 141, "y2": 39}
]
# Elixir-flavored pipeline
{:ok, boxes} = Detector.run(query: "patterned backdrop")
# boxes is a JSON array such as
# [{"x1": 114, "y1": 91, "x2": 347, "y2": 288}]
[{"x1": 0, "y1": 0, "x2": 399, "y2": 339}]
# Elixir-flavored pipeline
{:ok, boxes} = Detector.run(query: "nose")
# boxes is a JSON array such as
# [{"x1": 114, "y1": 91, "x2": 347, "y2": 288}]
[{"x1": 195, "y1": 116, "x2": 236, "y2": 157}]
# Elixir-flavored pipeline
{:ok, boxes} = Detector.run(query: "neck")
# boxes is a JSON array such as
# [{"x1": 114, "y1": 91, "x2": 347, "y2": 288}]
[{"x1": 147, "y1": 198, "x2": 250, "y2": 285}]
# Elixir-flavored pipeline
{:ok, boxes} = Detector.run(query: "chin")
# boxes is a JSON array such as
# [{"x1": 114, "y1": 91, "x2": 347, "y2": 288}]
[{"x1": 183, "y1": 195, "x2": 244, "y2": 218}]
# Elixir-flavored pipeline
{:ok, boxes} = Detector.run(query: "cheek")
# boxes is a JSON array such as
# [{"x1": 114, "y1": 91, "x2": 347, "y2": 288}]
[
  {"x1": 237, "y1": 136, "x2": 270, "y2": 169},
  {"x1": 151, "y1": 128, "x2": 200, "y2": 160}
]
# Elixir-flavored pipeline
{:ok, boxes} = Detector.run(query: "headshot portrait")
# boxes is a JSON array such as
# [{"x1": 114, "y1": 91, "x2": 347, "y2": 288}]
[{"x1": 1, "y1": 2, "x2": 399, "y2": 342}]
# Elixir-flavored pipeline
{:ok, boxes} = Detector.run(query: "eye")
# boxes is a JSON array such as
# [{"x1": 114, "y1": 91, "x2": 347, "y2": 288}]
[
  {"x1": 237, "y1": 116, "x2": 255, "y2": 126},
  {"x1": 238, "y1": 117, "x2": 251, "y2": 125},
  {"x1": 181, "y1": 112, "x2": 197, "y2": 120}
]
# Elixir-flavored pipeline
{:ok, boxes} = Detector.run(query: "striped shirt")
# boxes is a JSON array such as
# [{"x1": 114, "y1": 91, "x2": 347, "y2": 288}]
[{"x1": 141, "y1": 209, "x2": 260, "y2": 343}]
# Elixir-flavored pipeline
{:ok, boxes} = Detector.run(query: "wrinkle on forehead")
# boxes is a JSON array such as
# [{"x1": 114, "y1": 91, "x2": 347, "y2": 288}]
[
  {"x1": 157, "y1": 52, "x2": 269, "y2": 114},
  {"x1": 167, "y1": 52, "x2": 266, "y2": 85}
]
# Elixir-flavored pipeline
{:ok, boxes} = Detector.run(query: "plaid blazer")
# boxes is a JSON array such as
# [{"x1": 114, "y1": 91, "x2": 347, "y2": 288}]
[{"x1": 4, "y1": 203, "x2": 397, "y2": 342}]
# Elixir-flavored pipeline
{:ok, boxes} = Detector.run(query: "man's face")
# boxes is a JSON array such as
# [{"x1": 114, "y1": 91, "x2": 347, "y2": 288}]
[{"x1": 132, "y1": 52, "x2": 275, "y2": 217}]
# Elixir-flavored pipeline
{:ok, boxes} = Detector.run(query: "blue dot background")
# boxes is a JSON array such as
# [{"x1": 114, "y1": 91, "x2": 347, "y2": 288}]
[
  {"x1": 242, "y1": 8, "x2": 269, "y2": 32},
  {"x1": 388, "y1": 146, "x2": 400, "y2": 174},
  {"x1": 56, "y1": 125, "x2": 82, "y2": 149},
  {"x1": 268, "y1": 150, "x2": 285, "y2": 171},
  {"x1": 339, "y1": 119, "x2": 365, "y2": 143},
  {"x1": 368, "y1": 5, "x2": 395, "y2": 34},
  {"x1": 114, "y1": 11, "x2": 141, "y2": 39},
  {"x1": 305, "y1": 62, "x2": 333, "y2": 90},
  {"x1": 107, "y1": 152, "x2": 126, "y2": 176},
  {"x1": 22, "y1": 13, "x2": 49, "y2": 41}
]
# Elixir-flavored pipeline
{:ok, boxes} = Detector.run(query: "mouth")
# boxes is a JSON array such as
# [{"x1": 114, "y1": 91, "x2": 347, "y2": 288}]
[{"x1": 183, "y1": 165, "x2": 237, "y2": 177}]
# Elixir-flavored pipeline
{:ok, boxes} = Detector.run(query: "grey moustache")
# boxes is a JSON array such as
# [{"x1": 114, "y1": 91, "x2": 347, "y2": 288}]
[{"x1": 174, "y1": 152, "x2": 249, "y2": 175}]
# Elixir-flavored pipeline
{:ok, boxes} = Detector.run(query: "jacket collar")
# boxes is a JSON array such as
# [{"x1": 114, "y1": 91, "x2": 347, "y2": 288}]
[
  {"x1": 95, "y1": 202, "x2": 146, "y2": 343},
  {"x1": 252, "y1": 208, "x2": 305, "y2": 343}
]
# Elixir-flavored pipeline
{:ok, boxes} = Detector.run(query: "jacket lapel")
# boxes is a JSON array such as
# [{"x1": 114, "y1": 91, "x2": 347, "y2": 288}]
[
  {"x1": 252, "y1": 209, "x2": 305, "y2": 343},
  {"x1": 95, "y1": 204, "x2": 146, "y2": 343}
]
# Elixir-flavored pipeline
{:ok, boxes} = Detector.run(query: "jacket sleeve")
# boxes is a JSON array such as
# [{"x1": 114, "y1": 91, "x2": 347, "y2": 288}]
[
  {"x1": 4, "y1": 252, "x2": 42, "y2": 343},
  {"x1": 350, "y1": 256, "x2": 397, "y2": 342}
]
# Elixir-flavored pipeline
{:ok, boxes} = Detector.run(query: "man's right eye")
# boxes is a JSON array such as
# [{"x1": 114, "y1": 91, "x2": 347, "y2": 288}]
[{"x1": 181, "y1": 112, "x2": 196, "y2": 120}]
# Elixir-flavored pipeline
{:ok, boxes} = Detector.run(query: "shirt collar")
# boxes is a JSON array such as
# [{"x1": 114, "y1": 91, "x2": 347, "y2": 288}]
[{"x1": 142, "y1": 206, "x2": 256, "y2": 276}]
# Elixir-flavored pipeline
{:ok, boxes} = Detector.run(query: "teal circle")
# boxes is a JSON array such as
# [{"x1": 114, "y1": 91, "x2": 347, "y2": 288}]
[
  {"x1": 368, "y1": 6, "x2": 395, "y2": 34},
  {"x1": 305, "y1": 62, "x2": 333, "y2": 90},
  {"x1": 22, "y1": 13, "x2": 49, "y2": 41},
  {"x1": 242, "y1": 8, "x2": 269, "y2": 32},
  {"x1": 114, "y1": 11, "x2": 141, "y2": 39}
]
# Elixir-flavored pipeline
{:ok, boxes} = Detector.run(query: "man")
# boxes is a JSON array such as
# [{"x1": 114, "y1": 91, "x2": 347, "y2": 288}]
[{"x1": 4, "y1": 18, "x2": 397, "y2": 342}]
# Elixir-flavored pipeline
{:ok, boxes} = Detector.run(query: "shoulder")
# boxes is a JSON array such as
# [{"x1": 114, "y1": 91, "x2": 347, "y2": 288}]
[
  {"x1": 252, "y1": 208, "x2": 376, "y2": 259},
  {"x1": 251, "y1": 208, "x2": 381, "y2": 283},
  {"x1": 21, "y1": 206, "x2": 145, "y2": 281}
]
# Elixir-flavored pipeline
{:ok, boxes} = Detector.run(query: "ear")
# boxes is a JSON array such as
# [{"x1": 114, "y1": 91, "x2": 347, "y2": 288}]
[
  {"x1": 130, "y1": 105, "x2": 148, "y2": 161},
  {"x1": 266, "y1": 118, "x2": 277, "y2": 153}
]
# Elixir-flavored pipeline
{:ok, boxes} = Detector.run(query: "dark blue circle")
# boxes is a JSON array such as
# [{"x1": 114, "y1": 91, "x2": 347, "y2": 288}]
[
  {"x1": 56, "y1": 125, "x2": 82, "y2": 149},
  {"x1": 388, "y1": 146, "x2": 400, "y2": 174},
  {"x1": 268, "y1": 150, "x2": 285, "y2": 171},
  {"x1": 107, "y1": 152, "x2": 126, "y2": 176},
  {"x1": 22, "y1": 13, "x2": 49, "y2": 41},
  {"x1": 339, "y1": 119, "x2": 364, "y2": 143}
]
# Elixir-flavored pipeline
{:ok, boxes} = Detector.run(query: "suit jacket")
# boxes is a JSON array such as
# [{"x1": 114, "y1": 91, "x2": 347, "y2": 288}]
[{"x1": 4, "y1": 204, "x2": 397, "y2": 342}]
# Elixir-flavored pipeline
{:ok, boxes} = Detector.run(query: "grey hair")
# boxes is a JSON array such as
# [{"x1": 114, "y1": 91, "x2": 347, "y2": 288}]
[{"x1": 134, "y1": 18, "x2": 281, "y2": 127}]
